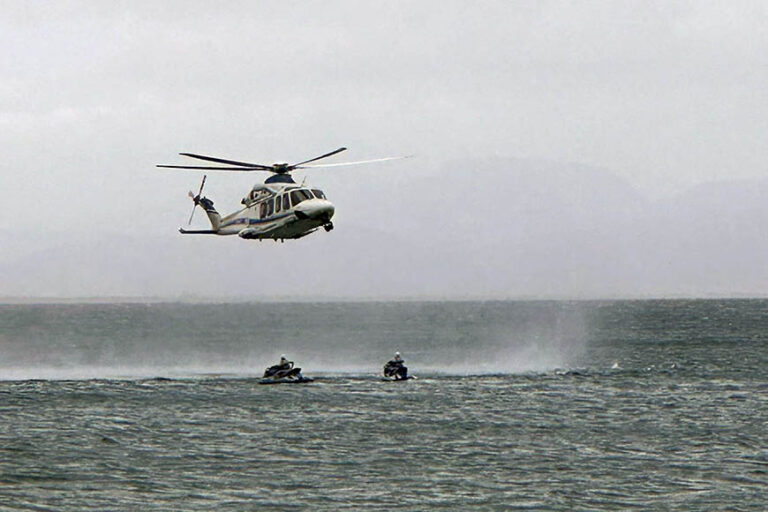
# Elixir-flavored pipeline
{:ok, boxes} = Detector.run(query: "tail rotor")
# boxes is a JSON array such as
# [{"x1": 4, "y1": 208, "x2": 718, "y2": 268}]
[{"x1": 187, "y1": 175, "x2": 207, "y2": 225}]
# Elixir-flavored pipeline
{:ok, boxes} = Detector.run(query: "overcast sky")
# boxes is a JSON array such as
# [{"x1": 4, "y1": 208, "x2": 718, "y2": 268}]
[{"x1": 1, "y1": 1, "x2": 766, "y2": 298}]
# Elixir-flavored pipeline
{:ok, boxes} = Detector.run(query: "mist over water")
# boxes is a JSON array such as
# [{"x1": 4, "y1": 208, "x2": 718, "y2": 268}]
[{"x1": 0, "y1": 302, "x2": 589, "y2": 380}]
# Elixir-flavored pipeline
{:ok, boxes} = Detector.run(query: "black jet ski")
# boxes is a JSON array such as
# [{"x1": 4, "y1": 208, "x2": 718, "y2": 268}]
[
  {"x1": 383, "y1": 360, "x2": 411, "y2": 381},
  {"x1": 259, "y1": 362, "x2": 313, "y2": 384}
]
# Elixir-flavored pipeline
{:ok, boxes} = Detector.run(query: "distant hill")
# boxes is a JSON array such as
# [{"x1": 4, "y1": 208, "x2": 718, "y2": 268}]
[{"x1": 2, "y1": 158, "x2": 767, "y2": 299}]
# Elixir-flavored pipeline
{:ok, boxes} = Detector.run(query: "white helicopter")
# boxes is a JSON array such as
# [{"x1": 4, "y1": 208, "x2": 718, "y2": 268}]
[{"x1": 157, "y1": 147, "x2": 405, "y2": 241}]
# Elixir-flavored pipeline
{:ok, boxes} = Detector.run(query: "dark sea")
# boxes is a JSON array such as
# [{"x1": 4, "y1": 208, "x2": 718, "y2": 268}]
[{"x1": 0, "y1": 300, "x2": 766, "y2": 511}]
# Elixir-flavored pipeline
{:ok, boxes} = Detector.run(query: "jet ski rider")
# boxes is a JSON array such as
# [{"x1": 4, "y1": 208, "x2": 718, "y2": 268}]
[
  {"x1": 273, "y1": 355, "x2": 294, "y2": 372},
  {"x1": 263, "y1": 355, "x2": 296, "y2": 379},
  {"x1": 384, "y1": 351, "x2": 408, "y2": 379}
]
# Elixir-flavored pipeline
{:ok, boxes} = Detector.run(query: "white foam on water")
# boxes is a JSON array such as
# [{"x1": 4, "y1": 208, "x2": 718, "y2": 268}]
[{"x1": 0, "y1": 364, "x2": 264, "y2": 382}]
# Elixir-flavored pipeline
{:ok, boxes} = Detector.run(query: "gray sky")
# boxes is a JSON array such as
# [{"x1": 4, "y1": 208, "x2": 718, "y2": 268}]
[{"x1": 1, "y1": 1, "x2": 767, "y2": 298}]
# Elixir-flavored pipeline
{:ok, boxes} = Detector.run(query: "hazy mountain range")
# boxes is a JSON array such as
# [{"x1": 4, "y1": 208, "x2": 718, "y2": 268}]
[{"x1": 2, "y1": 158, "x2": 767, "y2": 300}]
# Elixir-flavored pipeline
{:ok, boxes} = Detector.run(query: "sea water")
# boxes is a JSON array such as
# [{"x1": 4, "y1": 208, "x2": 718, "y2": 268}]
[{"x1": 0, "y1": 300, "x2": 765, "y2": 510}]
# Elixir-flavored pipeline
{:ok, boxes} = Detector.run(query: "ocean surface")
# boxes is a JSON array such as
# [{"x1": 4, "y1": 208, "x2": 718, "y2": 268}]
[{"x1": 0, "y1": 300, "x2": 766, "y2": 510}]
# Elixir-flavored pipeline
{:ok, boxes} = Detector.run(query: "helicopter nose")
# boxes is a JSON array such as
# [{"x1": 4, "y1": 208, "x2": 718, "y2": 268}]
[{"x1": 295, "y1": 199, "x2": 335, "y2": 220}]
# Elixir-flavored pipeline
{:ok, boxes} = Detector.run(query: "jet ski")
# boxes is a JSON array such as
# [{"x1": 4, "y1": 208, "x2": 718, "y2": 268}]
[
  {"x1": 383, "y1": 360, "x2": 411, "y2": 381},
  {"x1": 259, "y1": 361, "x2": 313, "y2": 384}
]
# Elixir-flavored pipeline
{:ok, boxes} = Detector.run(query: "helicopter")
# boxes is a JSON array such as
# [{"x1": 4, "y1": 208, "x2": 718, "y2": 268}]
[{"x1": 157, "y1": 147, "x2": 406, "y2": 241}]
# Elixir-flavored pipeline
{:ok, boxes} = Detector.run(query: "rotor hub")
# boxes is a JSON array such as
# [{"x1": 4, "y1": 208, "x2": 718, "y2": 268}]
[{"x1": 272, "y1": 162, "x2": 290, "y2": 173}]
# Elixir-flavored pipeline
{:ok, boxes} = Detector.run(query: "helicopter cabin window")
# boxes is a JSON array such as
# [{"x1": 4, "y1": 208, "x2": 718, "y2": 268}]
[
  {"x1": 275, "y1": 196, "x2": 282, "y2": 213},
  {"x1": 267, "y1": 198, "x2": 274, "y2": 217},
  {"x1": 311, "y1": 189, "x2": 326, "y2": 200},
  {"x1": 290, "y1": 189, "x2": 313, "y2": 207},
  {"x1": 282, "y1": 194, "x2": 290, "y2": 210},
  {"x1": 259, "y1": 201, "x2": 267, "y2": 218}
]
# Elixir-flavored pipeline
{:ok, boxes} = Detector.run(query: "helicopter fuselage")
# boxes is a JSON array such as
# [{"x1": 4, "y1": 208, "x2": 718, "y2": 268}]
[{"x1": 187, "y1": 180, "x2": 335, "y2": 241}]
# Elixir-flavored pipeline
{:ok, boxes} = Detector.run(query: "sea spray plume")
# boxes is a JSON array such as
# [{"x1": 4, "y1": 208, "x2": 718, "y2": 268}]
[
  {"x1": 503, "y1": 302, "x2": 590, "y2": 373},
  {"x1": 0, "y1": 301, "x2": 591, "y2": 380},
  {"x1": 420, "y1": 301, "x2": 591, "y2": 375}
]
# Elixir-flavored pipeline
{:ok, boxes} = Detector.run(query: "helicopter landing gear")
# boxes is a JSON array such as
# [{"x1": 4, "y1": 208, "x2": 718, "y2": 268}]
[{"x1": 324, "y1": 222, "x2": 334, "y2": 232}]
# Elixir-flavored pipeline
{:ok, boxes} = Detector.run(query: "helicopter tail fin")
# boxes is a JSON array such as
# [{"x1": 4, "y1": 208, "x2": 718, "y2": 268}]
[{"x1": 196, "y1": 196, "x2": 221, "y2": 231}]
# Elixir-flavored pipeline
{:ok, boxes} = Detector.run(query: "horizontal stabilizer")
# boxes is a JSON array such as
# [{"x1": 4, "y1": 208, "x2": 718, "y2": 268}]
[{"x1": 179, "y1": 228, "x2": 218, "y2": 235}]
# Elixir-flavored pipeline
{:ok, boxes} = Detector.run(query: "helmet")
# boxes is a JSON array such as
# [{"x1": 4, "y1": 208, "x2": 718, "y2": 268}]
[{"x1": 395, "y1": 351, "x2": 400, "y2": 356}]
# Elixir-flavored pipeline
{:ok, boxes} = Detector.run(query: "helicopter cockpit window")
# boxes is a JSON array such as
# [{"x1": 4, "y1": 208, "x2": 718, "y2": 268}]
[
  {"x1": 311, "y1": 189, "x2": 326, "y2": 200},
  {"x1": 260, "y1": 201, "x2": 267, "y2": 218},
  {"x1": 290, "y1": 189, "x2": 313, "y2": 207},
  {"x1": 267, "y1": 198, "x2": 274, "y2": 217}
]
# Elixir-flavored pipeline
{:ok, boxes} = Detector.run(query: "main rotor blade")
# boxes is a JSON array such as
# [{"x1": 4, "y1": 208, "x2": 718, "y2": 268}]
[
  {"x1": 179, "y1": 152, "x2": 273, "y2": 169},
  {"x1": 157, "y1": 165, "x2": 271, "y2": 171},
  {"x1": 290, "y1": 147, "x2": 347, "y2": 168},
  {"x1": 299, "y1": 155, "x2": 413, "y2": 168}
]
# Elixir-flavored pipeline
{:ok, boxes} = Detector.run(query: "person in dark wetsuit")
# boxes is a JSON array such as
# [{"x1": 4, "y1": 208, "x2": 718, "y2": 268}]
[
  {"x1": 384, "y1": 351, "x2": 408, "y2": 380},
  {"x1": 276, "y1": 355, "x2": 293, "y2": 371},
  {"x1": 265, "y1": 355, "x2": 295, "y2": 378}
]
